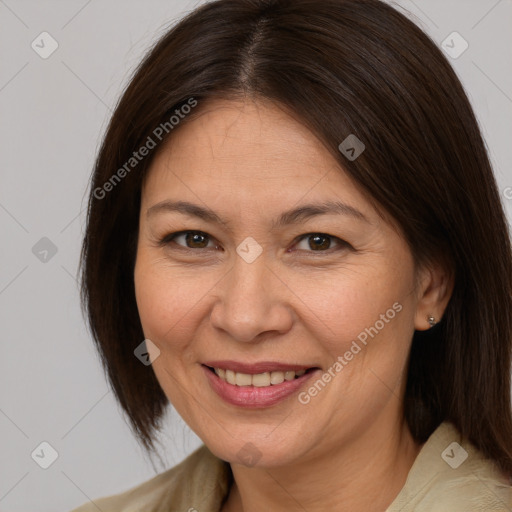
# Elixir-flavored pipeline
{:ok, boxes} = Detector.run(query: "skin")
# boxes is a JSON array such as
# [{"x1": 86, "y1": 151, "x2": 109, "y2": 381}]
[{"x1": 134, "y1": 97, "x2": 454, "y2": 512}]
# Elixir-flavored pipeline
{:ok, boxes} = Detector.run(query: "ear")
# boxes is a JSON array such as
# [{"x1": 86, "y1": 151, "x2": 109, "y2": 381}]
[{"x1": 414, "y1": 257, "x2": 454, "y2": 331}]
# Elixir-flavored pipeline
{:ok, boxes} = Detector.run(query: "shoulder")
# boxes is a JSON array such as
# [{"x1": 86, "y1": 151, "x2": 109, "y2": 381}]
[
  {"x1": 69, "y1": 444, "x2": 232, "y2": 512},
  {"x1": 388, "y1": 422, "x2": 512, "y2": 512}
]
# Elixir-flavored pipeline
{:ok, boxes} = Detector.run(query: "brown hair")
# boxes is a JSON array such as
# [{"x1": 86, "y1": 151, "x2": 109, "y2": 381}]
[{"x1": 80, "y1": 0, "x2": 512, "y2": 474}]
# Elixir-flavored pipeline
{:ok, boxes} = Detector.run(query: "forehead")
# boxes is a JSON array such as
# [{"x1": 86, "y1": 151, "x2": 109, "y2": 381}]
[
  {"x1": 146, "y1": 99, "x2": 359, "y2": 189},
  {"x1": 154, "y1": 99, "x2": 333, "y2": 175},
  {"x1": 140, "y1": 98, "x2": 388, "y2": 232}
]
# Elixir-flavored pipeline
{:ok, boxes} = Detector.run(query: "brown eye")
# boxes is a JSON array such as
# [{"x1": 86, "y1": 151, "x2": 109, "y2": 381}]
[
  {"x1": 307, "y1": 234, "x2": 331, "y2": 251},
  {"x1": 183, "y1": 232, "x2": 210, "y2": 248},
  {"x1": 294, "y1": 233, "x2": 349, "y2": 252},
  {"x1": 161, "y1": 231, "x2": 216, "y2": 250}
]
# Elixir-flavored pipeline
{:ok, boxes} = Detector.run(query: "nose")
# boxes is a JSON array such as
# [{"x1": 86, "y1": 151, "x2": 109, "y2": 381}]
[{"x1": 209, "y1": 253, "x2": 293, "y2": 343}]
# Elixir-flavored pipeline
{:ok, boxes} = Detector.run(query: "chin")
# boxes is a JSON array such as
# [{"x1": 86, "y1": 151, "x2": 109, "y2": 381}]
[{"x1": 201, "y1": 429, "x2": 314, "y2": 468}]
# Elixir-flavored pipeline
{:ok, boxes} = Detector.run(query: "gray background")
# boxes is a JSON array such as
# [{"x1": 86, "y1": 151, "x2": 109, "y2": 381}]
[{"x1": 0, "y1": 1, "x2": 511, "y2": 511}]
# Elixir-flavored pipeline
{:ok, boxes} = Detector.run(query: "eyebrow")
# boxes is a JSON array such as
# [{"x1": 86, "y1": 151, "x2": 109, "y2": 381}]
[{"x1": 146, "y1": 199, "x2": 370, "y2": 229}]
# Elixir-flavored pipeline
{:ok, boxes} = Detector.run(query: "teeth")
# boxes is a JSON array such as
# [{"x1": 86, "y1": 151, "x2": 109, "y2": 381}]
[
  {"x1": 270, "y1": 371, "x2": 284, "y2": 385},
  {"x1": 213, "y1": 367, "x2": 308, "y2": 387},
  {"x1": 235, "y1": 372, "x2": 252, "y2": 386},
  {"x1": 225, "y1": 369, "x2": 236, "y2": 385},
  {"x1": 252, "y1": 372, "x2": 271, "y2": 387}
]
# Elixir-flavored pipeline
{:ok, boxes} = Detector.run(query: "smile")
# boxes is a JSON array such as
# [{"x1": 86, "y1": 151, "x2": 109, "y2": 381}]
[
  {"x1": 202, "y1": 363, "x2": 322, "y2": 408},
  {"x1": 211, "y1": 367, "x2": 307, "y2": 386}
]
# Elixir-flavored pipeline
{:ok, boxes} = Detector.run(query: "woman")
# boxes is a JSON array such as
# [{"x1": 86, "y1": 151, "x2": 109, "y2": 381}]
[{"x1": 73, "y1": 0, "x2": 512, "y2": 510}]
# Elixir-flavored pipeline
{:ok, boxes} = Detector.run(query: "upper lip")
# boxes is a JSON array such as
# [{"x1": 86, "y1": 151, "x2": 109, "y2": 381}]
[{"x1": 202, "y1": 360, "x2": 320, "y2": 374}]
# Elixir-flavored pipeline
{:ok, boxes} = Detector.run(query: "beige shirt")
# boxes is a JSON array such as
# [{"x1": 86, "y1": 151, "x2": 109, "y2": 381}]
[{"x1": 70, "y1": 422, "x2": 512, "y2": 511}]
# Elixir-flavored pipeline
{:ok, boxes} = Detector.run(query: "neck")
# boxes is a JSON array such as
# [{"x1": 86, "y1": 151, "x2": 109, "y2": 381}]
[{"x1": 222, "y1": 418, "x2": 422, "y2": 512}]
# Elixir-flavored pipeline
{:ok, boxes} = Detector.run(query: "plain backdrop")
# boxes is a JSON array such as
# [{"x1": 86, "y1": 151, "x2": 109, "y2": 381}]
[{"x1": 0, "y1": 1, "x2": 511, "y2": 511}]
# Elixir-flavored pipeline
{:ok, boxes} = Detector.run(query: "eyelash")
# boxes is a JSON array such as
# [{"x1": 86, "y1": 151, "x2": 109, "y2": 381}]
[{"x1": 157, "y1": 230, "x2": 351, "y2": 254}]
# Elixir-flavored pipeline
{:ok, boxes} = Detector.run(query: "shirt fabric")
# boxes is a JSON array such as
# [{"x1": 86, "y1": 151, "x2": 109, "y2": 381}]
[{"x1": 70, "y1": 421, "x2": 512, "y2": 512}]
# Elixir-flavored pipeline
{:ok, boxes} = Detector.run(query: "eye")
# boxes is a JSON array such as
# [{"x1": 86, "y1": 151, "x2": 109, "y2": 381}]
[
  {"x1": 158, "y1": 230, "x2": 350, "y2": 254},
  {"x1": 160, "y1": 230, "x2": 220, "y2": 250},
  {"x1": 292, "y1": 233, "x2": 350, "y2": 252}
]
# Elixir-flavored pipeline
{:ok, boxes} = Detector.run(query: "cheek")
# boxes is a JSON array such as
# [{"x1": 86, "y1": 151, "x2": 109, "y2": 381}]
[
  {"x1": 133, "y1": 253, "x2": 217, "y2": 346},
  {"x1": 296, "y1": 266, "x2": 410, "y2": 358}
]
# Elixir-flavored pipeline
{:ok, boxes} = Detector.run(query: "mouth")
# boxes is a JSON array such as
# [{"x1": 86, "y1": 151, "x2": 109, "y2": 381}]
[
  {"x1": 203, "y1": 365, "x2": 318, "y2": 387},
  {"x1": 201, "y1": 362, "x2": 322, "y2": 408}
]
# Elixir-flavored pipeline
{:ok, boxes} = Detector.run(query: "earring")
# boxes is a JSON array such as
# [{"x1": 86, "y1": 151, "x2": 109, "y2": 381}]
[{"x1": 427, "y1": 315, "x2": 437, "y2": 328}]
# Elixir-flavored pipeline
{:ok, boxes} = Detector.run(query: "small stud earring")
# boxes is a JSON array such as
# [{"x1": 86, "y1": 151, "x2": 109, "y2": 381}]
[{"x1": 427, "y1": 315, "x2": 437, "y2": 328}]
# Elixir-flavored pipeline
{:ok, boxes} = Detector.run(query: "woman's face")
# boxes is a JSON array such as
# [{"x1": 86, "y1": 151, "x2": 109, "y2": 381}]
[{"x1": 134, "y1": 98, "x2": 432, "y2": 467}]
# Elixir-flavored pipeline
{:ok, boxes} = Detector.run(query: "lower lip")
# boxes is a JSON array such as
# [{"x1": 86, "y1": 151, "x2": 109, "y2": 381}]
[{"x1": 202, "y1": 365, "x2": 320, "y2": 408}]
